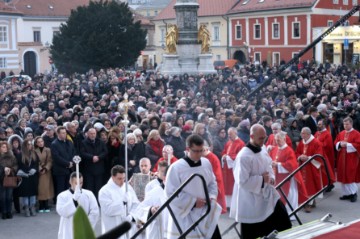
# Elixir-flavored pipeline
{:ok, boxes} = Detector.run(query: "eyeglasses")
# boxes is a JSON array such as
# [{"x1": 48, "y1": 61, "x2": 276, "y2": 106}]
[{"x1": 189, "y1": 148, "x2": 204, "y2": 153}]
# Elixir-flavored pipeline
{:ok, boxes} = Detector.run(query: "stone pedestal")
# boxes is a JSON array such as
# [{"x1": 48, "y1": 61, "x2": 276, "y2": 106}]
[
  {"x1": 177, "y1": 44, "x2": 200, "y2": 74},
  {"x1": 161, "y1": 54, "x2": 180, "y2": 75},
  {"x1": 198, "y1": 53, "x2": 217, "y2": 74}
]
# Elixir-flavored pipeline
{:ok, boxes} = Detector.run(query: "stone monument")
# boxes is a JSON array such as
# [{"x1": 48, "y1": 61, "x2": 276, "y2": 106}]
[{"x1": 161, "y1": 0, "x2": 216, "y2": 75}]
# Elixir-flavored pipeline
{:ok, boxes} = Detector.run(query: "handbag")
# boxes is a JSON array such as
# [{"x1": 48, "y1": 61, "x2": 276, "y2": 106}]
[{"x1": 3, "y1": 173, "x2": 22, "y2": 188}]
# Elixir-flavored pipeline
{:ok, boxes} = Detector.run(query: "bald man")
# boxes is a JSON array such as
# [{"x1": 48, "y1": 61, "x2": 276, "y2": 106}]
[{"x1": 231, "y1": 124, "x2": 291, "y2": 239}]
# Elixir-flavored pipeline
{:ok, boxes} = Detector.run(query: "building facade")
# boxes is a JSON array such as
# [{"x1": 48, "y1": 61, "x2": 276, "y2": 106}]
[{"x1": 228, "y1": 0, "x2": 360, "y2": 66}]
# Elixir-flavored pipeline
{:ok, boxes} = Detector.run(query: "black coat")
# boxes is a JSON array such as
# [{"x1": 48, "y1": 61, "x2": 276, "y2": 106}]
[
  {"x1": 80, "y1": 138, "x2": 108, "y2": 176},
  {"x1": 50, "y1": 139, "x2": 76, "y2": 176},
  {"x1": 304, "y1": 116, "x2": 317, "y2": 135},
  {"x1": 17, "y1": 156, "x2": 39, "y2": 197},
  {"x1": 166, "y1": 136, "x2": 186, "y2": 159}
]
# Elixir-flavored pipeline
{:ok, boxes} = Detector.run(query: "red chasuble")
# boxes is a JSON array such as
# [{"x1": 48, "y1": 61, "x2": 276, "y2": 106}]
[
  {"x1": 296, "y1": 138, "x2": 323, "y2": 196},
  {"x1": 266, "y1": 134, "x2": 293, "y2": 149},
  {"x1": 314, "y1": 130, "x2": 336, "y2": 184},
  {"x1": 334, "y1": 129, "x2": 360, "y2": 183},
  {"x1": 221, "y1": 138, "x2": 245, "y2": 195},
  {"x1": 204, "y1": 151, "x2": 227, "y2": 214},
  {"x1": 152, "y1": 156, "x2": 178, "y2": 172},
  {"x1": 269, "y1": 145, "x2": 308, "y2": 205}
]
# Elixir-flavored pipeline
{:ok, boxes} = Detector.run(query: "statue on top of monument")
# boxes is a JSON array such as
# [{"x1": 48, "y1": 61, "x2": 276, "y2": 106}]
[
  {"x1": 165, "y1": 24, "x2": 179, "y2": 54},
  {"x1": 198, "y1": 24, "x2": 211, "y2": 54}
]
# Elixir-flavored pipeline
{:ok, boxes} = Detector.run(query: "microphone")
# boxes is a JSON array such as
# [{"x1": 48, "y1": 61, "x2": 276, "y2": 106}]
[{"x1": 97, "y1": 221, "x2": 132, "y2": 239}]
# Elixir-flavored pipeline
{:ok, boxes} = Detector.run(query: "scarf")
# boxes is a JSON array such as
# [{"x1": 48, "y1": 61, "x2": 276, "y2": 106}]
[{"x1": 148, "y1": 139, "x2": 164, "y2": 157}]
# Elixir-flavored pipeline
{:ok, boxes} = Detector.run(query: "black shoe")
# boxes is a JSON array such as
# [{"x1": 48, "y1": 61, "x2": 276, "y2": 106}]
[
  {"x1": 340, "y1": 195, "x2": 351, "y2": 200},
  {"x1": 1, "y1": 214, "x2": 6, "y2": 220},
  {"x1": 6, "y1": 212, "x2": 12, "y2": 219},
  {"x1": 350, "y1": 194, "x2": 357, "y2": 203},
  {"x1": 325, "y1": 184, "x2": 335, "y2": 192}
]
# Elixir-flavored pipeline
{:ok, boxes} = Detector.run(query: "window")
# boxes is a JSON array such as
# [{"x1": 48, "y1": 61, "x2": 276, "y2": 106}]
[
  {"x1": 292, "y1": 52, "x2": 299, "y2": 58},
  {"x1": 254, "y1": 52, "x2": 261, "y2": 62},
  {"x1": 273, "y1": 52, "x2": 280, "y2": 66},
  {"x1": 0, "y1": 58, "x2": 6, "y2": 68},
  {"x1": 216, "y1": 55, "x2": 221, "y2": 60},
  {"x1": 0, "y1": 26, "x2": 7, "y2": 43},
  {"x1": 160, "y1": 28, "x2": 165, "y2": 42},
  {"x1": 343, "y1": 0, "x2": 349, "y2": 5},
  {"x1": 235, "y1": 25, "x2": 242, "y2": 39},
  {"x1": 254, "y1": 24, "x2": 261, "y2": 39},
  {"x1": 272, "y1": 23, "x2": 280, "y2": 39},
  {"x1": 353, "y1": 0, "x2": 358, "y2": 5},
  {"x1": 154, "y1": 10, "x2": 158, "y2": 16},
  {"x1": 213, "y1": 25, "x2": 220, "y2": 41},
  {"x1": 327, "y1": 20, "x2": 333, "y2": 27},
  {"x1": 333, "y1": 0, "x2": 339, "y2": 3},
  {"x1": 33, "y1": 30, "x2": 41, "y2": 42},
  {"x1": 292, "y1": 22, "x2": 300, "y2": 38}
]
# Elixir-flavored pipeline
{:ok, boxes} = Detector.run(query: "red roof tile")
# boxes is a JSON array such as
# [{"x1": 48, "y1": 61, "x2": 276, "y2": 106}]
[
  {"x1": 15, "y1": 0, "x2": 91, "y2": 17},
  {"x1": 154, "y1": 0, "x2": 238, "y2": 20},
  {"x1": 0, "y1": 2, "x2": 23, "y2": 15},
  {"x1": 228, "y1": 0, "x2": 317, "y2": 14}
]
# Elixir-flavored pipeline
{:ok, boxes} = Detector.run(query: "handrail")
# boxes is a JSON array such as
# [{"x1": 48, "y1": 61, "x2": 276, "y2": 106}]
[
  {"x1": 131, "y1": 173, "x2": 211, "y2": 239},
  {"x1": 275, "y1": 154, "x2": 332, "y2": 225}
]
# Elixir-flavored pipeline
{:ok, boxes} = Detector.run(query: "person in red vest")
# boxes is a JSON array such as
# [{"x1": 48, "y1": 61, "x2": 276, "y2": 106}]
[
  {"x1": 335, "y1": 117, "x2": 360, "y2": 203},
  {"x1": 314, "y1": 118, "x2": 336, "y2": 192},
  {"x1": 269, "y1": 131, "x2": 308, "y2": 219},
  {"x1": 296, "y1": 127, "x2": 323, "y2": 213},
  {"x1": 266, "y1": 122, "x2": 292, "y2": 153},
  {"x1": 203, "y1": 146, "x2": 226, "y2": 214},
  {"x1": 221, "y1": 127, "x2": 245, "y2": 205},
  {"x1": 152, "y1": 145, "x2": 177, "y2": 173}
]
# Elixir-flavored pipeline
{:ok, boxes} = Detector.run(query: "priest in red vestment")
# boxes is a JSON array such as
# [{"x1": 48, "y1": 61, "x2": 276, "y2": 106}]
[
  {"x1": 269, "y1": 132, "x2": 308, "y2": 218},
  {"x1": 296, "y1": 127, "x2": 323, "y2": 212},
  {"x1": 334, "y1": 117, "x2": 360, "y2": 203},
  {"x1": 221, "y1": 127, "x2": 245, "y2": 205},
  {"x1": 266, "y1": 122, "x2": 292, "y2": 152},
  {"x1": 314, "y1": 118, "x2": 336, "y2": 191},
  {"x1": 152, "y1": 145, "x2": 178, "y2": 173},
  {"x1": 203, "y1": 147, "x2": 227, "y2": 213}
]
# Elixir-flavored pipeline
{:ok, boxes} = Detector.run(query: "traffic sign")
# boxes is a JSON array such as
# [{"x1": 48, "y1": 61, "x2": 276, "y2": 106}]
[{"x1": 344, "y1": 39, "x2": 349, "y2": 50}]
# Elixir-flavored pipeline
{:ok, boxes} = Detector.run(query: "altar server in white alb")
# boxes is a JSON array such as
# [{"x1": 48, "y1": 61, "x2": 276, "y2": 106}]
[
  {"x1": 165, "y1": 134, "x2": 222, "y2": 239},
  {"x1": 230, "y1": 124, "x2": 291, "y2": 239},
  {"x1": 136, "y1": 160, "x2": 169, "y2": 239},
  {"x1": 56, "y1": 172, "x2": 99, "y2": 239},
  {"x1": 99, "y1": 165, "x2": 140, "y2": 238}
]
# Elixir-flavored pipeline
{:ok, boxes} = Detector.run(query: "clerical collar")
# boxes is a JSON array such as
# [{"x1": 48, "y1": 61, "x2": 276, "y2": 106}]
[
  {"x1": 157, "y1": 178, "x2": 164, "y2": 189},
  {"x1": 279, "y1": 144, "x2": 288, "y2": 150},
  {"x1": 184, "y1": 156, "x2": 202, "y2": 167},
  {"x1": 346, "y1": 128, "x2": 354, "y2": 133},
  {"x1": 246, "y1": 142, "x2": 262, "y2": 153}
]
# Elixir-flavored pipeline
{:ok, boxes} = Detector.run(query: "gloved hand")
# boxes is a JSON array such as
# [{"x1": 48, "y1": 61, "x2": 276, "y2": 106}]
[
  {"x1": 28, "y1": 169, "x2": 36, "y2": 176},
  {"x1": 17, "y1": 170, "x2": 28, "y2": 178},
  {"x1": 73, "y1": 185, "x2": 81, "y2": 201},
  {"x1": 125, "y1": 214, "x2": 133, "y2": 222}
]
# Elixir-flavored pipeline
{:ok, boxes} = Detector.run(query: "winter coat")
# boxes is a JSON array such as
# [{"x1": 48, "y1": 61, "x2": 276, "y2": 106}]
[{"x1": 35, "y1": 147, "x2": 54, "y2": 200}]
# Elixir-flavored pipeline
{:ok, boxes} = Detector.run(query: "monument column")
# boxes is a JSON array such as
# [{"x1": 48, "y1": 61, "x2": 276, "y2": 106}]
[{"x1": 174, "y1": 0, "x2": 200, "y2": 73}]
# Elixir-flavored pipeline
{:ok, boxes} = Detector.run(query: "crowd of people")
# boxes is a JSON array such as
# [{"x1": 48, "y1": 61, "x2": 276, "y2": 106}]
[{"x1": 0, "y1": 59, "x2": 359, "y2": 238}]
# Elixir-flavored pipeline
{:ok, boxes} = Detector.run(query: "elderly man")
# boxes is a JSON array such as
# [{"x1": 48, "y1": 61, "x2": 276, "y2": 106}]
[
  {"x1": 296, "y1": 127, "x2": 323, "y2": 212},
  {"x1": 335, "y1": 117, "x2": 360, "y2": 202},
  {"x1": 80, "y1": 127, "x2": 108, "y2": 198},
  {"x1": 152, "y1": 145, "x2": 177, "y2": 173},
  {"x1": 266, "y1": 122, "x2": 292, "y2": 152},
  {"x1": 230, "y1": 124, "x2": 291, "y2": 239},
  {"x1": 99, "y1": 165, "x2": 139, "y2": 238},
  {"x1": 129, "y1": 157, "x2": 155, "y2": 202}
]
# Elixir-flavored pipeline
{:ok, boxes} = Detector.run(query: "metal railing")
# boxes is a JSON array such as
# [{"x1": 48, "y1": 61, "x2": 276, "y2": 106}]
[
  {"x1": 131, "y1": 173, "x2": 211, "y2": 239},
  {"x1": 275, "y1": 154, "x2": 332, "y2": 225}
]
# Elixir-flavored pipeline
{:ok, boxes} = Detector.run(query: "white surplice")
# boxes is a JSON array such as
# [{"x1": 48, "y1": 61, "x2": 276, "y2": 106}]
[
  {"x1": 230, "y1": 145, "x2": 280, "y2": 223},
  {"x1": 56, "y1": 189, "x2": 99, "y2": 239},
  {"x1": 165, "y1": 157, "x2": 222, "y2": 239},
  {"x1": 98, "y1": 178, "x2": 140, "y2": 239}
]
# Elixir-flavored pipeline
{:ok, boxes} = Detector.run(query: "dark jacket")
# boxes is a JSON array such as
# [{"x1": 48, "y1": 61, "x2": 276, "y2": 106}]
[
  {"x1": 50, "y1": 138, "x2": 76, "y2": 176},
  {"x1": 80, "y1": 137, "x2": 108, "y2": 176},
  {"x1": 166, "y1": 135, "x2": 186, "y2": 159},
  {"x1": 17, "y1": 155, "x2": 39, "y2": 197}
]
